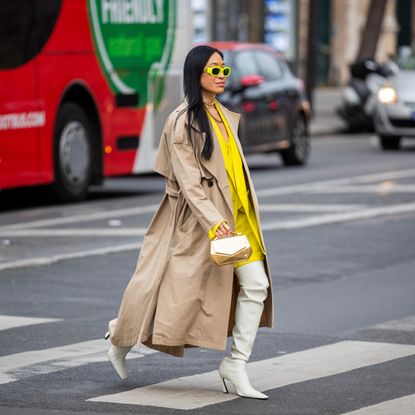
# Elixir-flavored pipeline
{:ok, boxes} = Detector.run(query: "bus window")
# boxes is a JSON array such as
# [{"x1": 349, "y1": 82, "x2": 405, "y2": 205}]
[{"x1": 0, "y1": 0, "x2": 61, "y2": 69}]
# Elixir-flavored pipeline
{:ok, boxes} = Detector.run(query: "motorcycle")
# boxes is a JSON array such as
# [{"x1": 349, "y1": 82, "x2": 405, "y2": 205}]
[{"x1": 337, "y1": 59, "x2": 398, "y2": 132}]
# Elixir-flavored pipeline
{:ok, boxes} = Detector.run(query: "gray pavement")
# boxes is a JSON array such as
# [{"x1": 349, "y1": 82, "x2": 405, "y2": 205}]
[
  {"x1": 310, "y1": 87, "x2": 346, "y2": 136},
  {"x1": 0, "y1": 132, "x2": 415, "y2": 414}
]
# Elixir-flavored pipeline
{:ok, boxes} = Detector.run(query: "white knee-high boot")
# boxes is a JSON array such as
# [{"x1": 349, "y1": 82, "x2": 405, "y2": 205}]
[
  {"x1": 219, "y1": 261, "x2": 269, "y2": 399},
  {"x1": 105, "y1": 331, "x2": 133, "y2": 380}
]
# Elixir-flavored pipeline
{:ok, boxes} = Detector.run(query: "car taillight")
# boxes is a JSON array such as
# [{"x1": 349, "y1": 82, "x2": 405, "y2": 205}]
[
  {"x1": 242, "y1": 101, "x2": 255, "y2": 112},
  {"x1": 268, "y1": 100, "x2": 279, "y2": 110}
]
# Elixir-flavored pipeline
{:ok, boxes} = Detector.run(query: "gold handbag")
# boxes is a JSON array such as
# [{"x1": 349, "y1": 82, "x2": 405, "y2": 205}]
[{"x1": 210, "y1": 231, "x2": 252, "y2": 266}]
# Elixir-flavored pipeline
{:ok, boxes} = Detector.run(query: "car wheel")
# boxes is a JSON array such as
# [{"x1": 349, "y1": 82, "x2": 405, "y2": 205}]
[
  {"x1": 53, "y1": 103, "x2": 92, "y2": 202},
  {"x1": 379, "y1": 135, "x2": 401, "y2": 151},
  {"x1": 281, "y1": 115, "x2": 310, "y2": 166}
]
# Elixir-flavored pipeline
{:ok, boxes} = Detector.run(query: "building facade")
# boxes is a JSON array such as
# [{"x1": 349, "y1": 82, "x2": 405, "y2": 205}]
[{"x1": 192, "y1": 0, "x2": 415, "y2": 85}]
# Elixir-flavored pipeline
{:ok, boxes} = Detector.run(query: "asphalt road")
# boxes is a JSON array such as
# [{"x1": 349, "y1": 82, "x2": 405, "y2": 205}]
[{"x1": 0, "y1": 133, "x2": 415, "y2": 415}]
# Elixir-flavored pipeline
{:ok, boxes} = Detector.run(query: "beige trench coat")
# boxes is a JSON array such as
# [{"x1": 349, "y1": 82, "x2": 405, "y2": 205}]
[{"x1": 108, "y1": 101, "x2": 274, "y2": 357}]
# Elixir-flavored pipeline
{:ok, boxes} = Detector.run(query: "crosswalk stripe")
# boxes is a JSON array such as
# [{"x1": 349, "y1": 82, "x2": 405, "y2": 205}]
[
  {"x1": 87, "y1": 340, "x2": 415, "y2": 410},
  {"x1": 0, "y1": 338, "x2": 155, "y2": 385},
  {"x1": 0, "y1": 315, "x2": 61, "y2": 331},
  {"x1": 340, "y1": 394, "x2": 415, "y2": 415},
  {"x1": 369, "y1": 315, "x2": 415, "y2": 332}
]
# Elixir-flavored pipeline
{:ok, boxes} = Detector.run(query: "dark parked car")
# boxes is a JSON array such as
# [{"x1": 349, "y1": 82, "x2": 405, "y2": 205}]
[{"x1": 206, "y1": 42, "x2": 311, "y2": 166}]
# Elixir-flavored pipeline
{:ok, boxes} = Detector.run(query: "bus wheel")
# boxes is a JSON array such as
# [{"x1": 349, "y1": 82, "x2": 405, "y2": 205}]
[{"x1": 53, "y1": 103, "x2": 92, "y2": 202}]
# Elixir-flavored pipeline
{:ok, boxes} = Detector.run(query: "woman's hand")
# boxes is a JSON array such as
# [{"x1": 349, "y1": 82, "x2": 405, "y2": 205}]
[{"x1": 215, "y1": 221, "x2": 233, "y2": 238}]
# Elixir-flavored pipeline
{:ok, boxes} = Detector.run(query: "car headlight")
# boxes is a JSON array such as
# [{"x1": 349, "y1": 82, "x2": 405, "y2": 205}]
[{"x1": 378, "y1": 86, "x2": 398, "y2": 104}]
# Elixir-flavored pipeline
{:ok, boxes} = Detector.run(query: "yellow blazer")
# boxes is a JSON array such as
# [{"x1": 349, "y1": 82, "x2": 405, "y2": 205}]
[{"x1": 207, "y1": 103, "x2": 265, "y2": 268}]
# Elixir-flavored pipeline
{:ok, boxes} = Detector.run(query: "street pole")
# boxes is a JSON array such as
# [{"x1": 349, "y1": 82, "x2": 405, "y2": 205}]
[{"x1": 305, "y1": 0, "x2": 317, "y2": 112}]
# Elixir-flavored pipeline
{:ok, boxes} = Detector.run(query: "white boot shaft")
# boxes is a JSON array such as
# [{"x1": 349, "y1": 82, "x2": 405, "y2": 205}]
[
  {"x1": 219, "y1": 261, "x2": 269, "y2": 399},
  {"x1": 231, "y1": 261, "x2": 269, "y2": 361}
]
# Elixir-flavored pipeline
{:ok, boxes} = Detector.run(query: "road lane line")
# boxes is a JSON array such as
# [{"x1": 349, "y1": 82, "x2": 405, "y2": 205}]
[
  {"x1": 0, "y1": 205, "x2": 159, "y2": 231},
  {"x1": 0, "y1": 315, "x2": 61, "y2": 331},
  {"x1": 87, "y1": 340, "x2": 415, "y2": 410},
  {"x1": 1, "y1": 202, "x2": 412, "y2": 238},
  {"x1": 256, "y1": 168, "x2": 415, "y2": 198},
  {"x1": 259, "y1": 203, "x2": 367, "y2": 212},
  {"x1": 1, "y1": 202, "x2": 415, "y2": 271},
  {"x1": 340, "y1": 394, "x2": 415, "y2": 415},
  {"x1": 2, "y1": 168, "x2": 415, "y2": 231},
  {"x1": 0, "y1": 242, "x2": 142, "y2": 272},
  {"x1": 313, "y1": 184, "x2": 415, "y2": 193},
  {"x1": 0, "y1": 204, "x2": 367, "y2": 237},
  {"x1": 0, "y1": 338, "x2": 155, "y2": 385},
  {"x1": 0, "y1": 228, "x2": 147, "y2": 237},
  {"x1": 261, "y1": 202, "x2": 415, "y2": 231}
]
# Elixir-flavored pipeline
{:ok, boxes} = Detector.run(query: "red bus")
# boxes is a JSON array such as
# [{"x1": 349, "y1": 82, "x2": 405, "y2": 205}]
[{"x1": 0, "y1": 0, "x2": 191, "y2": 202}]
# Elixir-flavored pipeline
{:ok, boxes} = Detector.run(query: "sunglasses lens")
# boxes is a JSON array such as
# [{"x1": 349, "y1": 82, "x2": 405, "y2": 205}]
[
  {"x1": 223, "y1": 67, "x2": 230, "y2": 77},
  {"x1": 211, "y1": 67, "x2": 221, "y2": 76}
]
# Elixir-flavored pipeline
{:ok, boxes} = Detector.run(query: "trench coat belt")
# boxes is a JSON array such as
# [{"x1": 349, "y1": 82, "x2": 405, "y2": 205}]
[
  {"x1": 165, "y1": 181, "x2": 185, "y2": 230},
  {"x1": 165, "y1": 182, "x2": 179, "y2": 198}
]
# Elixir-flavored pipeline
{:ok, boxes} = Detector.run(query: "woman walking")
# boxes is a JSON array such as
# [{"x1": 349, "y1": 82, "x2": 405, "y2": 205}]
[{"x1": 106, "y1": 45, "x2": 274, "y2": 400}]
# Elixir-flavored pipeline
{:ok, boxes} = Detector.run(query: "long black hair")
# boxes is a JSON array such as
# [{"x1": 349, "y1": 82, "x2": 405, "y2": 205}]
[{"x1": 183, "y1": 45, "x2": 223, "y2": 160}]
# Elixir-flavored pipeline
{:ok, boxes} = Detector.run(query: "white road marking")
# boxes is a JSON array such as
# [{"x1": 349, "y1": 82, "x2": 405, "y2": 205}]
[
  {"x1": 313, "y1": 184, "x2": 415, "y2": 193},
  {"x1": 87, "y1": 340, "x2": 415, "y2": 410},
  {"x1": 0, "y1": 228, "x2": 147, "y2": 237},
  {"x1": 0, "y1": 338, "x2": 155, "y2": 385},
  {"x1": 1, "y1": 202, "x2": 413, "y2": 238},
  {"x1": 259, "y1": 203, "x2": 367, "y2": 212},
  {"x1": 341, "y1": 394, "x2": 415, "y2": 415},
  {"x1": 0, "y1": 205, "x2": 366, "y2": 237},
  {"x1": 1, "y1": 168, "x2": 415, "y2": 271},
  {"x1": 0, "y1": 204, "x2": 159, "y2": 231},
  {"x1": 0, "y1": 242, "x2": 142, "y2": 272},
  {"x1": 1, "y1": 168, "x2": 415, "y2": 231},
  {"x1": 261, "y1": 202, "x2": 415, "y2": 231},
  {"x1": 0, "y1": 315, "x2": 61, "y2": 331},
  {"x1": 1, "y1": 202, "x2": 415, "y2": 271},
  {"x1": 256, "y1": 168, "x2": 415, "y2": 198},
  {"x1": 369, "y1": 315, "x2": 415, "y2": 332}
]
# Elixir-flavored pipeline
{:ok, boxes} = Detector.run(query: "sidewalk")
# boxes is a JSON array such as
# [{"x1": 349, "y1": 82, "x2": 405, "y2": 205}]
[{"x1": 309, "y1": 87, "x2": 346, "y2": 137}]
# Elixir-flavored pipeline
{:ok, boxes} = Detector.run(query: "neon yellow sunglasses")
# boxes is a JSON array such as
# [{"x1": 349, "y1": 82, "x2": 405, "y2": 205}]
[{"x1": 203, "y1": 66, "x2": 232, "y2": 77}]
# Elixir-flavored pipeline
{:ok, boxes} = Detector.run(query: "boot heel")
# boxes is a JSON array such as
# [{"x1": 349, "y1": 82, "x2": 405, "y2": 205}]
[{"x1": 220, "y1": 376, "x2": 229, "y2": 394}]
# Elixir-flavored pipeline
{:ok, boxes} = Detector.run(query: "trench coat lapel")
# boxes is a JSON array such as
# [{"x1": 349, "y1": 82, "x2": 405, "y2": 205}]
[
  {"x1": 199, "y1": 126, "x2": 233, "y2": 217},
  {"x1": 182, "y1": 104, "x2": 231, "y2": 217}
]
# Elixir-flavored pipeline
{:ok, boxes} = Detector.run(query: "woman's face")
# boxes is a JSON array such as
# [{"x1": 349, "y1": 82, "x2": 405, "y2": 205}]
[{"x1": 200, "y1": 52, "x2": 227, "y2": 96}]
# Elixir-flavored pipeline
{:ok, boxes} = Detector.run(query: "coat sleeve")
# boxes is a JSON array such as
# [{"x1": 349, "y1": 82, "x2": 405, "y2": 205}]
[{"x1": 169, "y1": 127, "x2": 225, "y2": 234}]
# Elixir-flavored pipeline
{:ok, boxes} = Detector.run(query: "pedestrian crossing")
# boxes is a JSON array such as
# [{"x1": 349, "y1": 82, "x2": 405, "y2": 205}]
[
  {"x1": 0, "y1": 314, "x2": 415, "y2": 413},
  {"x1": 88, "y1": 340, "x2": 415, "y2": 410}
]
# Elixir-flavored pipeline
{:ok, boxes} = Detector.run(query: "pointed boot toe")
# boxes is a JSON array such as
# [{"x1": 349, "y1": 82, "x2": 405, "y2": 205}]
[{"x1": 219, "y1": 358, "x2": 268, "y2": 400}]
